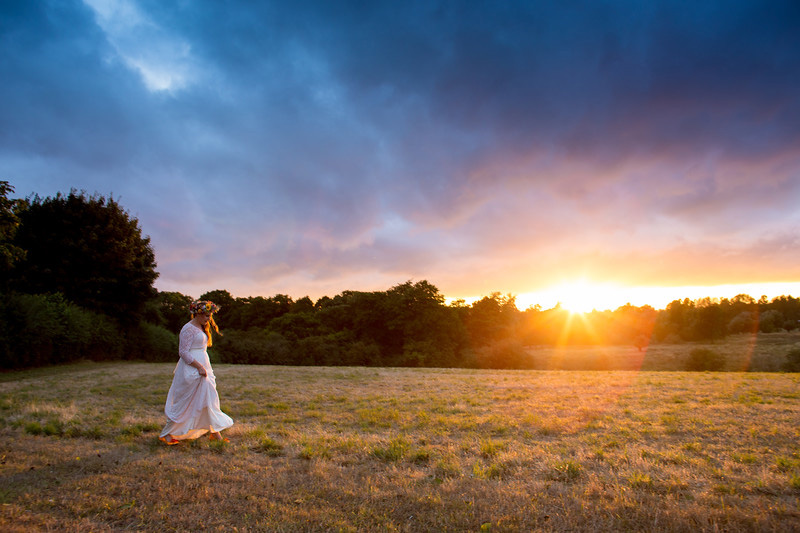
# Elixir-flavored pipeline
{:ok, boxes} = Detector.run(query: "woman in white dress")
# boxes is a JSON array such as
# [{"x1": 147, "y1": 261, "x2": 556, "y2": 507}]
[{"x1": 159, "y1": 300, "x2": 233, "y2": 445}]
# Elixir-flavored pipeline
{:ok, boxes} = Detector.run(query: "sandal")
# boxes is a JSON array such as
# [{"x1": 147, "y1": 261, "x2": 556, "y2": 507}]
[
  {"x1": 159, "y1": 436, "x2": 180, "y2": 446},
  {"x1": 208, "y1": 432, "x2": 229, "y2": 443}
]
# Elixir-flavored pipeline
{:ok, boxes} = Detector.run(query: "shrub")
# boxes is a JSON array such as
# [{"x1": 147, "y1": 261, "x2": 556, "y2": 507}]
[
  {"x1": 686, "y1": 348, "x2": 725, "y2": 371},
  {"x1": 84, "y1": 312, "x2": 125, "y2": 361},
  {"x1": 727, "y1": 311, "x2": 757, "y2": 334},
  {"x1": 759, "y1": 310, "x2": 785, "y2": 333},
  {"x1": 0, "y1": 292, "x2": 129, "y2": 368},
  {"x1": 134, "y1": 322, "x2": 178, "y2": 362},
  {"x1": 473, "y1": 338, "x2": 532, "y2": 369},
  {"x1": 782, "y1": 347, "x2": 800, "y2": 372},
  {"x1": 215, "y1": 329, "x2": 292, "y2": 365}
]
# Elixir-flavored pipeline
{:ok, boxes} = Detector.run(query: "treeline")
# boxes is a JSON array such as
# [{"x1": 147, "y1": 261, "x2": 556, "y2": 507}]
[
  {"x1": 2, "y1": 181, "x2": 799, "y2": 371},
  {"x1": 171, "y1": 285, "x2": 800, "y2": 369}
]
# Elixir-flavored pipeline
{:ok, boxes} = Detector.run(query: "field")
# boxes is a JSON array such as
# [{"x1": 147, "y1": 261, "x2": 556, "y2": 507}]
[
  {"x1": 528, "y1": 332, "x2": 799, "y2": 372},
  {"x1": 1, "y1": 337, "x2": 799, "y2": 531}
]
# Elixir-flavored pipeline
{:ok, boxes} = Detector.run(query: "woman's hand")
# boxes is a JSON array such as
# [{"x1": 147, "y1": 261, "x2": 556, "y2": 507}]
[{"x1": 191, "y1": 360, "x2": 207, "y2": 377}]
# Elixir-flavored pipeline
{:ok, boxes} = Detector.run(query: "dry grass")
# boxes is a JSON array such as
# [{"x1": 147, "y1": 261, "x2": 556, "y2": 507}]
[{"x1": 1, "y1": 344, "x2": 799, "y2": 531}]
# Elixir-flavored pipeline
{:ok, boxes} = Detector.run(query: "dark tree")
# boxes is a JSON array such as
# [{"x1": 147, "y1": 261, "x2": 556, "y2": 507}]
[
  {"x1": 198, "y1": 289, "x2": 236, "y2": 309},
  {"x1": 10, "y1": 190, "x2": 158, "y2": 322},
  {"x1": 0, "y1": 181, "x2": 26, "y2": 285},
  {"x1": 689, "y1": 298, "x2": 727, "y2": 341},
  {"x1": 465, "y1": 293, "x2": 520, "y2": 346},
  {"x1": 157, "y1": 290, "x2": 194, "y2": 332},
  {"x1": 229, "y1": 294, "x2": 294, "y2": 330},
  {"x1": 291, "y1": 296, "x2": 315, "y2": 314},
  {"x1": 383, "y1": 280, "x2": 467, "y2": 367}
]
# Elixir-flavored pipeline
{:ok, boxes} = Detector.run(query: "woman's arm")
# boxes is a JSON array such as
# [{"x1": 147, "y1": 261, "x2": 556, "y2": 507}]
[
  {"x1": 178, "y1": 325, "x2": 206, "y2": 376},
  {"x1": 178, "y1": 326, "x2": 196, "y2": 365}
]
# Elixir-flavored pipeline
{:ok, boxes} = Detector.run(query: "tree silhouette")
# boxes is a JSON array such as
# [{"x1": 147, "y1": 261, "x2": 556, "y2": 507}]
[
  {"x1": 10, "y1": 190, "x2": 158, "y2": 322},
  {"x1": 0, "y1": 181, "x2": 26, "y2": 285}
]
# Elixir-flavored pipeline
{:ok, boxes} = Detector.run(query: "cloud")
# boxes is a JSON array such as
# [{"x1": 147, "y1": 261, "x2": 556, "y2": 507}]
[
  {"x1": 3, "y1": 0, "x2": 800, "y2": 301},
  {"x1": 82, "y1": 0, "x2": 200, "y2": 92}
]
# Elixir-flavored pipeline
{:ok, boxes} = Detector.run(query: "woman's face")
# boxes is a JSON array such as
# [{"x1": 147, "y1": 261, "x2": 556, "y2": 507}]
[{"x1": 195, "y1": 312, "x2": 212, "y2": 325}]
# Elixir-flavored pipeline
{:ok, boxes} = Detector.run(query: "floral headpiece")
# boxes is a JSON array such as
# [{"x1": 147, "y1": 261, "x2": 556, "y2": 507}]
[{"x1": 190, "y1": 300, "x2": 220, "y2": 315}]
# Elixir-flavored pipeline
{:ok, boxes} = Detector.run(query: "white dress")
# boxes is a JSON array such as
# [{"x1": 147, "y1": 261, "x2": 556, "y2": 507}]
[{"x1": 160, "y1": 322, "x2": 234, "y2": 440}]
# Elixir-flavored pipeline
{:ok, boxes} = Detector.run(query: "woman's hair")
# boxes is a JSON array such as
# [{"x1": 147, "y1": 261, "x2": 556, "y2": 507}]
[{"x1": 190, "y1": 300, "x2": 222, "y2": 347}]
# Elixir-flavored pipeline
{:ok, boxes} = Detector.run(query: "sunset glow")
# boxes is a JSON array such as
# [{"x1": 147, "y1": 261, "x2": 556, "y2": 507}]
[
  {"x1": 514, "y1": 281, "x2": 800, "y2": 313},
  {"x1": 528, "y1": 280, "x2": 622, "y2": 314}
]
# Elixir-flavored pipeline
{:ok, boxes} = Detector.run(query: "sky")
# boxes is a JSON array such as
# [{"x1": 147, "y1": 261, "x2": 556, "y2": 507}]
[{"x1": 2, "y1": 0, "x2": 800, "y2": 311}]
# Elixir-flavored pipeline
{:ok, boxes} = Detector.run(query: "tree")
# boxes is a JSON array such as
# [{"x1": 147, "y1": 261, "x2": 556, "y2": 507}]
[
  {"x1": 10, "y1": 190, "x2": 158, "y2": 322},
  {"x1": 727, "y1": 311, "x2": 757, "y2": 334},
  {"x1": 384, "y1": 280, "x2": 467, "y2": 366},
  {"x1": 0, "y1": 181, "x2": 26, "y2": 285},
  {"x1": 158, "y1": 291, "x2": 194, "y2": 332},
  {"x1": 291, "y1": 296, "x2": 315, "y2": 314},
  {"x1": 758, "y1": 309, "x2": 785, "y2": 333},
  {"x1": 198, "y1": 289, "x2": 236, "y2": 309},
  {"x1": 228, "y1": 294, "x2": 294, "y2": 330},
  {"x1": 465, "y1": 293, "x2": 520, "y2": 346},
  {"x1": 689, "y1": 298, "x2": 726, "y2": 341}
]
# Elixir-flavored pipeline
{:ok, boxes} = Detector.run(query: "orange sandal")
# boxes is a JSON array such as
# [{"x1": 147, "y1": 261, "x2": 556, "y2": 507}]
[{"x1": 159, "y1": 436, "x2": 180, "y2": 446}]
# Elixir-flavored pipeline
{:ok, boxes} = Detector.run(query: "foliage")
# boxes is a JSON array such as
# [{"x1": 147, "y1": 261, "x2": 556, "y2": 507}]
[
  {"x1": 470, "y1": 338, "x2": 532, "y2": 369},
  {"x1": 0, "y1": 181, "x2": 26, "y2": 284},
  {"x1": 782, "y1": 347, "x2": 800, "y2": 372},
  {"x1": 0, "y1": 292, "x2": 124, "y2": 368},
  {"x1": 134, "y1": 322, "x2": 178, "y2": 362},
  {"x1": 215, "y1": 329, "x2": 292, "y2": 365},
  {"x1": 728, "y1": 311, "x2": 757, "y2": 334},
  {"x1": 197, "y1": 281, "x2": 800, "y2": 370},
  {"x1": 157, "y1": 291, "x2": 193, "y2": 332},
  {"x1": 759, "y1": 310, "x2": 785, "y2": 333},
  {"x1": 9, "y1": 190, "x2": 158, "y2": 323},
  {"x1": 465, "y1": 293, "x2": 519, "y2": 346},
  {"x1": 685, "y1": 348, "x2": 725, "y2": 372}
]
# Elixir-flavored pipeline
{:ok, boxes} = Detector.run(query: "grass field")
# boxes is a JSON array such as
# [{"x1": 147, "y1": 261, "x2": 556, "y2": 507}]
[{"x1": 1, "y1": 339, "x2": 799, "y2": 531}]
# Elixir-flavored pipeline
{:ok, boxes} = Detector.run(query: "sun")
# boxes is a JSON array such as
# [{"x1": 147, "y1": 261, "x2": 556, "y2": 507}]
[{"x1": 548, "y1": 280, "x2": 622, "y2": 314}]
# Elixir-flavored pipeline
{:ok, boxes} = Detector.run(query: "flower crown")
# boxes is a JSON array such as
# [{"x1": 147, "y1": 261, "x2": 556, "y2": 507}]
[{"x1": 189, "y1": 300, "x2": 220, "y2": 315}]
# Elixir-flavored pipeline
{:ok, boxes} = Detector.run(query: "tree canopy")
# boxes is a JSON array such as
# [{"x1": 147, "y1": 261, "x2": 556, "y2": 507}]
[
  {"x1": 10, "y1": 190, "x2": 158, "y2": 322},
  {"x1": 0, "y1": 181, "x2": 26, "y2": 285}
]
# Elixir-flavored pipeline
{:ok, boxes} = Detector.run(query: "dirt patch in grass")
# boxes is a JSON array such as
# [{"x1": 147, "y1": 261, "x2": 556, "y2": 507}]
[{"x1": 1, "y1": 361, "x2": 799, "y2": 531}]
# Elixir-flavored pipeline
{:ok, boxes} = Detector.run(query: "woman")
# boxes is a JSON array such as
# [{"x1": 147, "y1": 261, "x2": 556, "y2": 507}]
[{"x1": 159, "y1": 300, "x2": 233, "y2": 445}]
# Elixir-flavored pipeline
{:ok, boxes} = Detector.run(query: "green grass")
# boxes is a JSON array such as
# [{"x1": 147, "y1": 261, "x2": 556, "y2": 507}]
[{"x1": 0, "y1": 353, "x2": 799, "y2": 531}]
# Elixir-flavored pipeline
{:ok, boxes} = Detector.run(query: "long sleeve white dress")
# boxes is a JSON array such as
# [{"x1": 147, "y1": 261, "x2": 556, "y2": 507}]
[{"x1": 159, "y1": 322, "x2": 234, "y2": 441}]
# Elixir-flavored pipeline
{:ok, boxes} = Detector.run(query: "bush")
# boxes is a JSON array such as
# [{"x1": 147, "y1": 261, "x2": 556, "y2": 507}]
[
  {"x1": 473, "y1": 339, "x2": 532, "y2": 369},
  {"x1": 0, "y1": 292, "x2": 166, "y2": 368},
  {"x1": 0, "y1": 292, "x2": 128, "y2": 368},
  {"x1": 84, "y1": 312, "x2": 125, "y2": 361},
  {"x1": 215, "y1": 330, "x2": 292, "y2": 365},
  {"x1": 134, "y1": 322, "x2": 178, "y2": 362},
  {"x1": 6, "y1": 292, "x2": 68, "y2": 366},
  {"x1": 686, "y1": 348, "x2": 725, "y2": 371},
  {"x1": 295, "y1": 332, "x2": 379, "y2": 366},
  {"x1": 759, "y1": 310, "x2": 785, "y2": 333},
  {"x1": 782, "y1": 347, "x2": 800, "y2": 372},
  {"x1": 728, "y1": 311, "x2": 757, "y2": 334}
]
